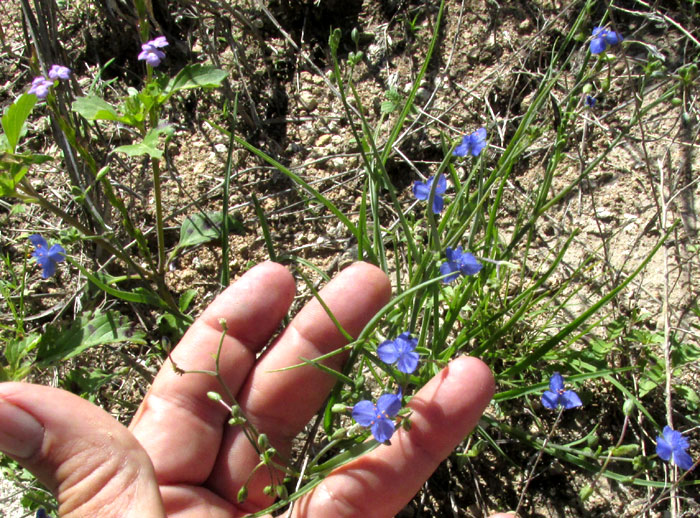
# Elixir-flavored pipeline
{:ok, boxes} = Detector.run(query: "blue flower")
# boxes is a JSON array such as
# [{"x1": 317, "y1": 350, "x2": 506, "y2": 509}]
[
  {"x1": 28, "y1": 76, "x2": 54, "y2": 99},
  {"x1": 590, "y1": 26, "x2": 623, "y2": 55},
  {"x1": 413, "y1": 174, "x2": 447, "y2": 214},
  {"x1": 439, "y1": 246, "x2": 482, "y2": 283},
  {"x1": 138, "y1": 36, "x2": 169, "y2": 67},
  {"x1": 541, "y1": 372, "x2": 582, "y2": 410},
  {"x1": 656, "y1": 426, "x2": 694, "y2": 470},
  {"x1": 454, "y1": 127, "x2": 487, "y2": 157},
  {"x1": 585, "y1": 95, "x2": 596, "y2": 108},
  {"x1": 29, "y1": 234, "x2": 65, "y2": 279},
  {"x1": 48, "y1": 65, "x2": 71, "y2": 81},
  {"x1": 377, "y1": 332, "x2": 419, "y2": 374},
  {"x1": 352, "y1": 393, "x2": 402, "y2": 443}
]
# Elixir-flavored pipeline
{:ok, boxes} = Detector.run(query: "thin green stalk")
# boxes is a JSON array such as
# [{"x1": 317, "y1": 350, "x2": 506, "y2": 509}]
[{"x1": 151, "y1": 158, "x2": 166, "y2": 274}]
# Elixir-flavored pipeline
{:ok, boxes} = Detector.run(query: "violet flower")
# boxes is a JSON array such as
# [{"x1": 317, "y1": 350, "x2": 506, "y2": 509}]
[{"x1": 138, "y1": 36, "x2": 169, "y2": 67}]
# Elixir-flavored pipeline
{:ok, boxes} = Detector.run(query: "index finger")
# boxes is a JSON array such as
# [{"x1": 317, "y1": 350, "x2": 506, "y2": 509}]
[{"x1": 130, "y1": 261, "x2": 296, "y2": 485}]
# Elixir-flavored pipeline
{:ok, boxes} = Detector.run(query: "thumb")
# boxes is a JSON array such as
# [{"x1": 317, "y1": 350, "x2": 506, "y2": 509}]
[{"x1": 0, "y1": 382, "x2": 164, "y2": 518}]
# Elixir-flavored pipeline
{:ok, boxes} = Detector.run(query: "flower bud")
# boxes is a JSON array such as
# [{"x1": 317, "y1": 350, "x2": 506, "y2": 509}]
[
  {"x1": 276, "y1": 485, "x2": 288, "y2": 499},
  {"x1": 331, "y1": 427, "x2": 347, "y2": 440},
  {"x1": 579, "y1": 484, "x2": 593, "y2": 502}
]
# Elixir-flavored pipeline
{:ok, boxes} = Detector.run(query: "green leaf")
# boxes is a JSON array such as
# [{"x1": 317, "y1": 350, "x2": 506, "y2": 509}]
[
  {"x1": 72, "y1": 96, "x2": 122, "y2": 122},
  {"x1": 162, "y1": 65, "x2": 227, "y2": 101},
  {"x1": 114, "y1": 125, "x2": 174, "y2": 159},
  {"x1": 1, "y1": 334, "x2": 40, "y2": 380},
  {"x1": 178, "y1": 289, "x2": 198, "y2": 312},
  {"x1": 1, "y1": 94, "x2": 37, "y2": 152},
  {"x1": 36, "y1": 310, "x2": 146, "y2": 366},
  {"x1": 175, "y1": 211, "x2": 244, "y2": 251},
  {"x1": 0, "y1": 166, "x2": 29, "y2": 197},
  {"x1": 0, "y1": 151, "x2": 52, "y2": 169},
  {"x1": 60, "y1": 367, "x2": 120, "y2": 401}
]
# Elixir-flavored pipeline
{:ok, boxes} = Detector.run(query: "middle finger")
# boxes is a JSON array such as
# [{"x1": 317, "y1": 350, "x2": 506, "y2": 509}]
[{"x1": 207, "y1": 262, "x2": 391, "y2": 509}]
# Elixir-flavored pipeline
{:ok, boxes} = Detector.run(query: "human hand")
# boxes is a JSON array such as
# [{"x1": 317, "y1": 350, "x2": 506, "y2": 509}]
[{"x1": 0, "y1": 262, "x2": 510, "y2": 518}]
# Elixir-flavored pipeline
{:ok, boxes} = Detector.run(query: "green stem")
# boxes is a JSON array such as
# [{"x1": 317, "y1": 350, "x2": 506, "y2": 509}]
[{"x1": 151, "y1": 157, "x2": 166, "y2": 274}]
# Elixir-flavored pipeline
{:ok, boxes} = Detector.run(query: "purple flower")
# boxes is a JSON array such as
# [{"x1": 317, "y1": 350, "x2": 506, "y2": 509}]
[
  {"x1": 28, "y1": 76, "x2": 53, "y2": 99},
  {"x1": 439, "y1": 246, "x2": 482, "y2": 283},
  {"x1": 585, "y1": 95, "x2": 596, "y2": 108},
  {"x1": 29, "y1": 234, "x2": 65, "y2": 278},
  {"x1": 541, "y1": 372, "x2": 582, "y2": 410},
  {"x1": 413, "y1": 174, "x2": 447, "y2": 214},
  {"x1": 590, "y1": 26, "x2": 623, "y2": 55},
  {"x1": 352, "y1": 393, "x2": 402, "y2": 443},
  {"x1": 656, "y1": 426, "x2": 694, "y2": 470},
  {"x1": 377, "y1": 332, "x2": 419, "y2": 374},
  {"x1": 454, "y1": 127, "x2": 487, "y2": 157},
  {"x1": 48, "y1": 64, "x2": 71, "y2": 81},
  {"x1": 138, "y1": 36, "x2": 169, "y2": 67}
]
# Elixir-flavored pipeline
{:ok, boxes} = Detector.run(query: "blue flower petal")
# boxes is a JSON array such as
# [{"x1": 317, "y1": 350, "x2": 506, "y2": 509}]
[
  {"x1": 29, "y1": 234, "x2": 48, "y2": 249},
  {"x1": 413, "y1": 180, "x2": 430, "y2": 200},
  {"x1": 560, "y1": 390, "x2": 582, "y2": 409},
  {"x1": 376, "y1": 393, "x2": 401, "y2": 417},
  {"x1": 666, "y1": 426, "x2": 689, "y2": 451},
  {"x1": 458, "y1": 252, "x2": 482, "y2": 275},
  {"x1": 590, "y1": 37, "x2": 606, "y2": 54},
  {"x1": 674, "y1": 449, "x2": 694, "y2": 471},
  {"x1": 541, "y1": 391, "x2": 559, "y2": 410},
  {"x1": 352, "y1": 400, "x2": 376, "y2": 427},
  {"x1": 549, "y1": 372, "x2": 565, "y2": 393},
  {"x1": 397, "y1": 331, "x2": 416, "y2": 345},
  {"x1": 396, "y1": 351, "x2": 419, "y2": 374},
  {"x1": 434, "y1": 174, "x2": 447, "y2": 195},
  {"x1": 47, "y1": 244, "x2": 66, "y2": 263},
  {"x1": 439, "y1": 261, "x2": 460, "y2": 283},
  {"x1": 377, "y1": 339, "x2": 401, "y2": 364},
  {"x1": 656, "y1": 435, "x2": 672, "y2": 461},
  {"x1": 453, "y1": 140, "x2": 470, "y2": 157},
  {"x1": 604, "y1": 31, "x2": 623, "y2": 45},
  {"x1": 431, "y1": 194, "x2": 445, "y2": 214},
  {"x1": 469, "y1": 128, "x2": 487, "y2": 156},
  {"x1": 39, "y1": 258, "x2": 57, "y2": 279},
  {"x1": 445, "y1": 247, "x2": 460, "y2": 261},
  {"x1": 371, "y1": 417, "x2": 395, "y2": 443},
  {"x1": 395, "y1": 333, "x2": 417, "y2": 353}
]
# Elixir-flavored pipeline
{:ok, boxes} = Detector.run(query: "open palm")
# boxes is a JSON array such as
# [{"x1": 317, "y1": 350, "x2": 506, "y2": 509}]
[{"x1": 0, "y1": 262, "x2": 507, "y2": 518}]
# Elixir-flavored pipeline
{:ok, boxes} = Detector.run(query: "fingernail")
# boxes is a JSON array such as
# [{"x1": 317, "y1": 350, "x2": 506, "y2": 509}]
[{"x1": 0, "y1": 397, "x2": 44, "y2": 459}]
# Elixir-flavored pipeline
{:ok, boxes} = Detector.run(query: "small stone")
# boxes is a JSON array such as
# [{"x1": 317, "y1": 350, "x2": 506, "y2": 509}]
[
  {"x1": 299, "y1": 92, "x2": 318, "y2": 111},
  {"x1": 329, "y1": 157, "x2": 345, "y2": 171},
  {"x1": 595, "y1": 209, "x2": 615, "y2": 221},
  {"x1": 214, "y1": 143, "x2": 227, "y2": 153},
  {"x1": 518, "y1": 19, "x2": 532, "y2": 33},
  {"x1": 315, "y1": 134, "x2": 331, "y2": 146}
]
